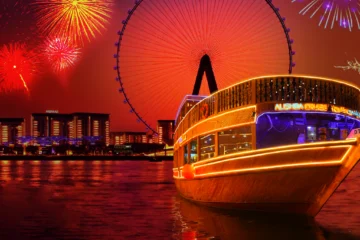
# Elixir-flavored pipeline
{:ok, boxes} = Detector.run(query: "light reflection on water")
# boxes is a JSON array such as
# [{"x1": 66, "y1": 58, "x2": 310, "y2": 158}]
[{"x1": 0, "y1": 160, "x2": 359, "y2": 239}]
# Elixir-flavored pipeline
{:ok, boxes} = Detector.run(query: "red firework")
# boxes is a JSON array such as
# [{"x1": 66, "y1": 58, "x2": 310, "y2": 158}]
[
  {"x1": 0, "y1": 42, "x2": 37, "y2": 93},
  {"x1": 44, "y1": 37, "x2": 80, "y2": 73}
]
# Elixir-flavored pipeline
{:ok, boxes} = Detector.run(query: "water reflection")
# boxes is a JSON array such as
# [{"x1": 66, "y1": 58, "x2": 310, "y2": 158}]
[
  {"x1": 175, "y1": 196, "x2": 310, "y2": 239},
  {"x1": 0, "y1": 160, "x2": 358, "y2": 240},
  {"x1": 1, "y1": 160, "x2": 11, "y2": 184},
  {"x1": 31, "y1": 161, "x2": 41, "y2": 187},
  {"x1": 16, "y1": 161, "x2": 24, "y2": 182}
]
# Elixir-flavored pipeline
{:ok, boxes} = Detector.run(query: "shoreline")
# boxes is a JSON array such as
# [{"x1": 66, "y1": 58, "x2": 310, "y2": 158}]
[{"x1": 0, "y1": 155, "x2": 173, "y2": 161}]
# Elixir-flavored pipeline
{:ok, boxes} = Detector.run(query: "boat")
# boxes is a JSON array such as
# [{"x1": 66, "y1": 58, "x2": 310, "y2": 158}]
[{"x1": 173, "y1": 75, "x2": 360, "y2": 216}]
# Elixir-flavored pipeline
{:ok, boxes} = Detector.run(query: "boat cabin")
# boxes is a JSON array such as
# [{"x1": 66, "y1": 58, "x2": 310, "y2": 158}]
[{"x1": 173, "y1": 75, "x2": 360, "y2": 168}]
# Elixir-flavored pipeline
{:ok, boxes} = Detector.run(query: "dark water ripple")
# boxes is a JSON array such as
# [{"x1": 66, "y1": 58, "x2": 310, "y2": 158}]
[{"x1": 0, "y1": 160, "x2": 359, "y2": 239}]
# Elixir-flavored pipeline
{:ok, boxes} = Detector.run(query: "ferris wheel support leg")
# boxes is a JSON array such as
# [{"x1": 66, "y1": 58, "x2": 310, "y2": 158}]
[{"x1": 192, "y1": 54, "x2": 218, "y2": 95}]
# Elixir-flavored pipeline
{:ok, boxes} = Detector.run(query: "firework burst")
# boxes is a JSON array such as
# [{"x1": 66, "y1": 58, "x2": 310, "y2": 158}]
[
  {"x1": 33, "y1": 0, "x2": 113, "y2": 46},
  {"x1": 335, "y1": 58, "x2": 360, "y2": 74},
  {"x1": 291, "y1": 0, "x2": 360, "y2": 31},
  {"x1": 44, "y1": 37, "x2": 81, "y2": 73},
  {"x1": 0, "y1": 43, "x2": 38, "y2": 93}
]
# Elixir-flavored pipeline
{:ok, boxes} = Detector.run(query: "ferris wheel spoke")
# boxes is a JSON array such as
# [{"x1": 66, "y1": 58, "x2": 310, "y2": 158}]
[
  {"x1": 133, "y1": 72, "x2": 191, "y2": 118},
  {"x1": 222, "y1": 6, "x2": 273, "y2": 48},
  {"x1": 120, "y1": 61, "x2": 189, "y2": 75},
  {"x1": 129, "y1": 15, "x2": 190, "y2": 55},
  {"x1": 122, "y1": 65, "x2": 191, "y2": 90},
  {"x1": 225, "y1": 30, "x2": 285, "y2": 60},
  {"x1": 123, "y1": 28, "x2": 190, "y2": 57},
  {"x1": 116, "y1": 0, "x2": 294, "y2": 132},
  {"x1": 160, "y1": 0, "x2": 196, "y2": 49}
]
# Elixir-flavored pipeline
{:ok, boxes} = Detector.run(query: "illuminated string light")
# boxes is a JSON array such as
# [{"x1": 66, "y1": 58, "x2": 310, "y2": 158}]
[{"x1": 173, "y1": 143, "x2": 354, "y2": 179}]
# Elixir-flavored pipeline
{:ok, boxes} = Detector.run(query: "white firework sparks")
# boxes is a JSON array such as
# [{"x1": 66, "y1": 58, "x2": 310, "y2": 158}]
[
  {"x1": 335, "y1": 58, "x2": 360, "y2": 74},
  {"x1": 291, "y1": 0, "x2": 360, "y2": 31}
]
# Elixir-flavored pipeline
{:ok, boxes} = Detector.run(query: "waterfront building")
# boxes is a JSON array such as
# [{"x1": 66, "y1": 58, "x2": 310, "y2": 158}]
[
  {"x1": 110, "y1": 131, "x2": 148, "y2": 145},
  {"x1": 31, "y1": 112, "x2": 72, "y2": 138},
  {"x1": 157, "y1": 120, "x2": 175, "y2": 145},
  {"x1": 31, "y1": 111, "x2": 110, "y2": 146},
  {"x1": 0, "y1": 118, "x2": 26, "y2": 145},
  {"x1": 71, "y1": 113, "x2": 110, "y2": 146}
]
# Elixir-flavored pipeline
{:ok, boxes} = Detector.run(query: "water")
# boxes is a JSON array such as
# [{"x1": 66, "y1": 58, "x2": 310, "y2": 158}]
[{"x1": 0, "y1": 160, "x2": 359, "y2": 240}]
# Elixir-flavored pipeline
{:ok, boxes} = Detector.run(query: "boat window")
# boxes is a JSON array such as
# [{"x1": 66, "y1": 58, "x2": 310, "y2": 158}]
[
  {"x1": 307, "y1": 126, "x2": 317, "y2": 142},
  {"x1": 183, "y1": 144, "x2": 188, "y2": 165},
  {"x1": 178, "y1": 145, "x2": 184, "y2": 167},
  {"x1": 218, "y1": 126, "x2": 252, "y2": 156},
  {"x1": 199, "y1": 134, "x2": 215, "y2": 160},
  {"x1": 256, "y1": 112, "x2": 360, "y2": 149},
  {"x1": 189, "y1": 139, "x2": 198, "y2": 163}
]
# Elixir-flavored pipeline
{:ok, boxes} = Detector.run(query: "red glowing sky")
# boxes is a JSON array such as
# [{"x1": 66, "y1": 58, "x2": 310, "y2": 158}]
[{"x1": 0, "y1": 0, "x2": 359, "y2": 134}]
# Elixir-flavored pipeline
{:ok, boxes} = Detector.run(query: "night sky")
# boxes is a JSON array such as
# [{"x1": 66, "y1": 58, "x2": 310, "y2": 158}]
[{"x1": 0, "y1": 0, "x2": 359, "y2": 134}]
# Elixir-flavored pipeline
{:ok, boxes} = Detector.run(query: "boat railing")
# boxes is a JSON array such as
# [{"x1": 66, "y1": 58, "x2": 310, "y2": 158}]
[{"x1": 174, "y1": 76, "x2": 360, "y2": 140}]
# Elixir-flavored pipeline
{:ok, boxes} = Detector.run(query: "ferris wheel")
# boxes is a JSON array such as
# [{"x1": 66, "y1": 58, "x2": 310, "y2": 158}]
[{"x1": 114, "y1": 0, "x2": 295, "y2": 134}]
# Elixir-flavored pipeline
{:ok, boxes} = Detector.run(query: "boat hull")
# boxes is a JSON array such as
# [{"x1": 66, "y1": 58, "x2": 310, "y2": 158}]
[{"x1": 174, "y1": 139, "x2": 360, "y2": 216}]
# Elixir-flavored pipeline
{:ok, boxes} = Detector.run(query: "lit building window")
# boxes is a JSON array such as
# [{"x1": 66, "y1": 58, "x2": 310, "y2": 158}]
[
  {"x1": 115, "y1": 136, "x2": 120, "y2": 145},
  {"x1": 142, "y1": 135, "x2": 147, "y2": 143},
  {"x1": 120, "y1": 135, "x2": 124, "y2": 144},
  {"x1": 105, "y1": 121, "x2": 110, "y2": 146},
  {"x1": 53, "y1": 120, "x2": 60, "y2": 136},
  {"x1": 68, "y1": 121, "x2": 74, "y2": 139},
  {"x1": 17, "y1": 125, "x2": 23, "y2": 138},
  {"x1": 93, "y1": 120, "x2": 99, "y2": 136},
  {"x1": 2, "y1": 125, "x2": 8, "y2": 144},
  {"x1": 77, "y1": 120, "x2": 82, "y2": 138},
  {"x1": 17, "y1": 125, "x2": 23, "y2": 144},
  {"x1": 159, "y1": 126, "x2": 163, "y2": 144},
  {"x1": 33, "y1": 120, "x2": 39, "y2": 137}
]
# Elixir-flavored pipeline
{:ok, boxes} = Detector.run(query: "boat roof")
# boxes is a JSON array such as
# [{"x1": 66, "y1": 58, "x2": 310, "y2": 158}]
[
  {"x1": 174, "y1": 75, "x2": 360, "y2": 138},
  {"x1": 175, "y1": 95, "x2": 207, "y2": 124}
]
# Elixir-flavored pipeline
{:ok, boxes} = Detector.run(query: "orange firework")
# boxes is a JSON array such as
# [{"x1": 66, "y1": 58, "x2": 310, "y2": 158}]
[
  {"x1": 0, "y1": 42, "x2": 38, "y2": 93},
  {"x1": 33, "y1": 0, "x2": 113, "y2": 45}
]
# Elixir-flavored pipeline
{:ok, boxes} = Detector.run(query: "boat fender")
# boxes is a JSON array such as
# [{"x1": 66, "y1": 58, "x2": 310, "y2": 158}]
[
  {"x1": 200, "y1": 103, "x2": 209, "y2": 119},
  {"x1": 182, "y1": 164, "x2": 195, "y2": 179}
]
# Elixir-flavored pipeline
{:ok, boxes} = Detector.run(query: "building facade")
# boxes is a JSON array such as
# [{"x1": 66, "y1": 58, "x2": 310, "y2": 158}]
[
  {"x1": 31, "y1": 112, "x2": 110, "y2": 146},
  {"x1": 110, "y1": 131, "x2": 148, "y2": 145},
  {"x1": 71, "y1": 113, "x2": 110, "y2": 146},
  {"x1": 157, "y1": 120, "x2": 175, "y2": 145},
  {"x1": 0, "y1": 118, "x2": 26, "y2": 145},
  {"x1": 31, "y1": 113, "x2": 73, "y2": 138}
]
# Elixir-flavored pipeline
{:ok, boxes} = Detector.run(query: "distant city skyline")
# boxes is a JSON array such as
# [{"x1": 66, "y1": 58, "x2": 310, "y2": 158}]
[{"x1": 0, "y1": 111, "x2": 175, "y2": 148}]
